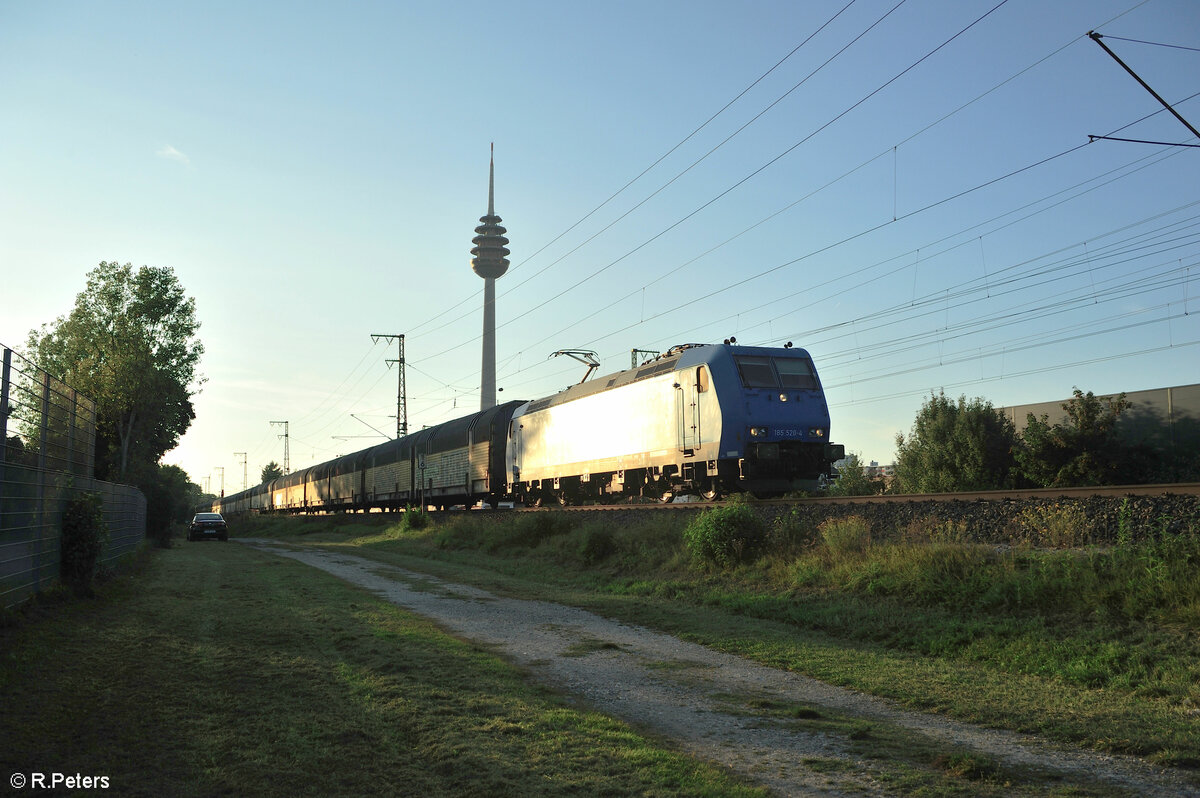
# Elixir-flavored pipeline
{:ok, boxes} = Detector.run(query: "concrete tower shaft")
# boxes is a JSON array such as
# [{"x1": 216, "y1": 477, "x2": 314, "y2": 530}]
[{"x1": 471, "y1": 145, "x2": 509, "y2": 411}]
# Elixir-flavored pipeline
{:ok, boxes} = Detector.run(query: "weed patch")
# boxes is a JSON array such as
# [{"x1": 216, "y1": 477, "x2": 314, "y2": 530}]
[{"x1": 1010, "y1": 502, "x2": 1092, "y2": 547}]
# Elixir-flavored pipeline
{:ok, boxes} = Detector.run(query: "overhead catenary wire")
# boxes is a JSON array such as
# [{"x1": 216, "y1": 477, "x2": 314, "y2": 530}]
[
  {"x1": 430, "y1": 5, "x2": 1191, "y2": 392},
  {"x1": 253, "y1": 0, "x2": 1190, "y2": 468},
  {"x1": 412, "y1": 0, "x2": 1015, "y2": 373},
  {"x1": 263, "y1": 2, "x2": 878, "y2": 453},
  {"x1": 484, "y1": 200, "x2": 1199, "y2": 401},
  {"x1": 398, "y1": 0, "x2": 868, "y2": 343}
]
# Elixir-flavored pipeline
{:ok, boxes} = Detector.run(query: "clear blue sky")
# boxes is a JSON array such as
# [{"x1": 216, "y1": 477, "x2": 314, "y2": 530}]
[{"x1": 2, "y1": 0, "x2": 1197, "y2": 493}]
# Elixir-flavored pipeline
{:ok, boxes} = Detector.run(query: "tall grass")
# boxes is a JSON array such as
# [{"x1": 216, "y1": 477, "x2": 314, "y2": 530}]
[
  {"x1": 791, "y1": 515, "x2": 1200, "y2": 625},
  {"x1": 251, "y1": 504, "x2": 1200, "y2": 760}
]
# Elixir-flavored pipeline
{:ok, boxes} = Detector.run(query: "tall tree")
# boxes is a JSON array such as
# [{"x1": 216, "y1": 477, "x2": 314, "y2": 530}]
[
  {"x1": 894, "y1": 391, "x2": 1018, "y2": 493},
  {"x1": 25, "y1": 262, "x2": 204, "y2": 481}
]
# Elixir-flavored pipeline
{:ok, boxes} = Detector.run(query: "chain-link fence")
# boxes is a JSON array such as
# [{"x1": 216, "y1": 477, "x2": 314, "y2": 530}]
[{"x1": 1, "y1": 345, "x2": 147, "y2": 609}]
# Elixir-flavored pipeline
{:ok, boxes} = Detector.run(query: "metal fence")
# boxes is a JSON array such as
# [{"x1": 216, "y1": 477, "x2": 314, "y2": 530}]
[{"x1": 1, "y1": 345, "x2": 147, "y2": 609}]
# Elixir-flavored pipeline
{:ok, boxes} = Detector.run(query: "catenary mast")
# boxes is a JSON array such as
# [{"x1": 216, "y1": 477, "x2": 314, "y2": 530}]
[{"x1": 470, "y1": 144, "x2": 510, "y2": 411}]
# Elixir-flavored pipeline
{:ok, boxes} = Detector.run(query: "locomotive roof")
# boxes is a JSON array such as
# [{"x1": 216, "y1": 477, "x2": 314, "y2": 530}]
[{"x1": 516, "y1": 342, "x2": 813, "y2": 415}]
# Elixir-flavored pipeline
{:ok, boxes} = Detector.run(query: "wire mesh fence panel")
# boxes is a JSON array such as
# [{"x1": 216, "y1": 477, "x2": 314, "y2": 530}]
[{"x1": 1, "y1": 345, "x2": 145, "y2": 609}]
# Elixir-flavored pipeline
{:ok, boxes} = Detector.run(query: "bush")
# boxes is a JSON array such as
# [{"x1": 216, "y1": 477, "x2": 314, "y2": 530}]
[
  {"x1": 60, "y1": 492, "x2": 108, "y2": 596},
  {"x1": 683, "y1": 502, "x2": 767, "y2": 568},
  {"x1": 401, "y1": 506, "x2": 431, "y2": 532},
  {"x1": 770, "y1": 506, "x2": 818, "y2": 556},
  {"x1": 578, "y1": 526, "x2": 616, "y2": 565}
]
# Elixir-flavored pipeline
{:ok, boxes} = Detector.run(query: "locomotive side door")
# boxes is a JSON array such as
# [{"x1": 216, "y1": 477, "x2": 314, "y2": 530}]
[
  {"x1": 510, "y1": 421, "x2": 522, "y2": 486},
  {"x1": 678, "y1": 366, "x2": 706, "y2": 453}
]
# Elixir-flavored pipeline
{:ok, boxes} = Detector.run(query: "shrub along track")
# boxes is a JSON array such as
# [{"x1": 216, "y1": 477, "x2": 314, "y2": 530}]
[{"x1": 240, "y1": 538, "x2": 1196, "y2": 797}]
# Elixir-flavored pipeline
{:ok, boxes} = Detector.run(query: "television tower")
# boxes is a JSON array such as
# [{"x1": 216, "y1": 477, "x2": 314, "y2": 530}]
[{"x1": 470, "y1": 144, "x2": 510, "y2": 411}]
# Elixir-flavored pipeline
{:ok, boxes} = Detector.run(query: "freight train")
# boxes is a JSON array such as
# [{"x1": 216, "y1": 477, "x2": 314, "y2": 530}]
[{"x1": 214, "y1": 342, "x2": 844, "y2": 514}]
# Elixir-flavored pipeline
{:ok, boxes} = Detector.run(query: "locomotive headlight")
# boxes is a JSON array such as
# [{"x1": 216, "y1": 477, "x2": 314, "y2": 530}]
[
  {"x1": 809, "y1": 427, "x2": 826, "y2": 438},
  {"x1": 749, "y1": 426, "x2": 769, "y2": 438},
  {"x1": 779, "y1": 393, "x2": 788, "y2": 402}
]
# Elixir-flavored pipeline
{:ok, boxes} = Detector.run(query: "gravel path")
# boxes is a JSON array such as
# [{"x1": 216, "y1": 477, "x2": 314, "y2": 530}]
[{"x1": 240, "y1": 539, "x2": 1196, "y2": 797}]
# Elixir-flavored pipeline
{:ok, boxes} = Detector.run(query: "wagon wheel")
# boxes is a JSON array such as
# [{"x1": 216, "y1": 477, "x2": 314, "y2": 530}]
[{"x1": 657, "y1": 490, "x2": 675, "y2": 504}]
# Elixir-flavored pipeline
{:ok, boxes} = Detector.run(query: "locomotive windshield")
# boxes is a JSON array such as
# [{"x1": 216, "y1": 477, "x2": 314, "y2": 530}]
[
  {"x1": 775, "y1": 358, "x2": 818, "y2": 390},
  {"x1": 734, "y1": 356, "x2": 777, "y2": 388},
  {"x1": 734, "y1": 355, "x2": 819, "y2": 391}
]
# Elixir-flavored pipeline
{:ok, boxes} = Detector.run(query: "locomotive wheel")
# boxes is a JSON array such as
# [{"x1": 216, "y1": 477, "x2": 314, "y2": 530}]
[
  {"x1": 658, "y1": 491, "x2": 675, "y2": 503},
  {"x1": 700, "y1": 486, "x2": 721, "y2": 502}
]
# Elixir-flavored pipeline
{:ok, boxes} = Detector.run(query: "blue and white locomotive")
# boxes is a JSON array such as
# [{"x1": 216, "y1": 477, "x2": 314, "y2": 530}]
[{"x1": 214, "y1": 342, "x2": 844, "y2": 513}]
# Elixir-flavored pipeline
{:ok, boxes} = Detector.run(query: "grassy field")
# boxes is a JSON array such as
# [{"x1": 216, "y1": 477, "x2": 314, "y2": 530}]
[
  {"x1": 233, "y1": 505, "x2": 1200, "y2": 776},
  {"x1": 0, "y1": 540, "x2": 766, "y2": 797}
]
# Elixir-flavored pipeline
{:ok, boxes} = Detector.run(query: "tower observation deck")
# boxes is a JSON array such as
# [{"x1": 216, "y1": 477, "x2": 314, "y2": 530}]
[{"x1": 470, "y1": 144, "x2": 510, "y2": 410}]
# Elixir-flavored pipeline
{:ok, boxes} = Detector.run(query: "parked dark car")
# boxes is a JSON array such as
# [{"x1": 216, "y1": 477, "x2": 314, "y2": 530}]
[{"x1": 188, "y1": 512, "x2": 228, "y2": 542}]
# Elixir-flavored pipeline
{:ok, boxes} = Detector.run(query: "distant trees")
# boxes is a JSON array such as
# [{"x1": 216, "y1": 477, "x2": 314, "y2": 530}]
[
  {"x1": 890, "y1": 387, "x2": 1154, "y2": 493},
  {"x1": 25, "y1": 262, "x2": 204, "y2": 482},
  {"x1": 140, "y1": 464, "x2": 207, "y2": 545},
  {"x1": 829, "y1": 453, "x2": 885, "y2": 497},
  {"x1": 261, "y1": 461, "x2": 284, "y2": 483},
  {"x1": 893, "y1": 392, "x2": 1018, "y2": 494}
]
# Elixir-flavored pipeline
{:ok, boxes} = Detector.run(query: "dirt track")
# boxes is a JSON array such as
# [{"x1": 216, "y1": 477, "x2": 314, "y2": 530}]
[{"x1": 240, "y1": 539, "x2": 1197, "y2": 797}]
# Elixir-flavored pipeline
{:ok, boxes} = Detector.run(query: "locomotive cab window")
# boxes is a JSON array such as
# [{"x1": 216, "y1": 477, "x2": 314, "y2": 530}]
[
  {"x1": 774, "y1": 357, "x2": 818, "y2": 390},
  {"x1": 734, "y1": 356, "x2": 779, "y2": 389}
]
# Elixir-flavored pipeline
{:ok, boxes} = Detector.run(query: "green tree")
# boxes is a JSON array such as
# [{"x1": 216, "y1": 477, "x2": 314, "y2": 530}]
[
  {"x1": 25, "y1": 262, "x2": 204, "y2": 481},
  {"x1": 894, "y1": 392, "x2": 1017, "y2": 493},
  {"x1": 260, "y1": 461, "x2": 284, "y2": 483},
  {"x1": 828, "y1": 453, "x2": 884, "y2": 497},
  {"x1": 140, "y1": 464, "x2": 212, "y2": 544},
  {"x1": 1016, "y1": 388, "x2": 1135, "y2": 487}
]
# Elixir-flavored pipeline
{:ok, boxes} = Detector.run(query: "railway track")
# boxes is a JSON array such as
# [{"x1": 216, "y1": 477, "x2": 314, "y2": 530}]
[{"x1": 507, "y1": 482, "x2": 1200, "y2": 512}]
